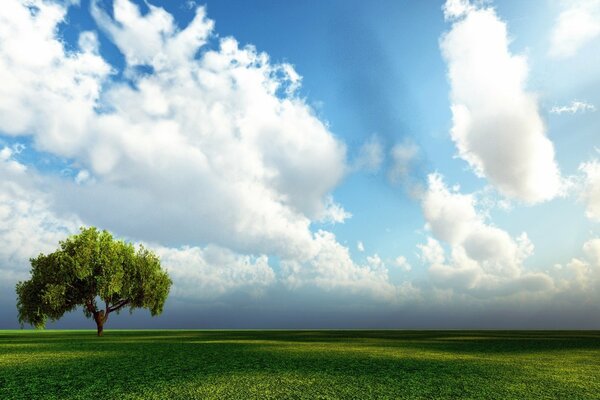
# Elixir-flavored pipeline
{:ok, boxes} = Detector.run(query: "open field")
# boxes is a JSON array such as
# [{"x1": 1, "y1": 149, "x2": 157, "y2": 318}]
[{"x1": 1, "y1": 330, "x2": 599, "y2": 399}]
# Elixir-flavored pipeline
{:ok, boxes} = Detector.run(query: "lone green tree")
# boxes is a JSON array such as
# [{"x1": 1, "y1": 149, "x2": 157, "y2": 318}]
[{"x1": 16, "y1": 227, "x2": 172, "y2": 336}]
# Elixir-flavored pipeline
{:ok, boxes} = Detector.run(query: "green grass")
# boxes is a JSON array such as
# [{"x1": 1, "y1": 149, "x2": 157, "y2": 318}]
[{"x1": 1, "y1": 330, "x2": 599, "y2": 399}]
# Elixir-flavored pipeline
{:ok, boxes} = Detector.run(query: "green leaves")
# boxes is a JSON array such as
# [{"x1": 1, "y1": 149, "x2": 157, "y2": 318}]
[
  {"x1": 15, "y1": 279, "x2": 46, "y2": 329},
  {"x1": 15, "y1": 226, "x2": 172, "y2": 330},
  {"x1": 128, "y1": 245, "x2": 172, "y2": 316},
  {"x1": 41, "y1": 284, "x2": 66, "y2": 310}
]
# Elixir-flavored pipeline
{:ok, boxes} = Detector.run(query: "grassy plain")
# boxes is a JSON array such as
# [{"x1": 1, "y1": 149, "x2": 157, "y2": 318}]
[{"x1": 0, "y1": 330, "x2": 599, "y2": 399}]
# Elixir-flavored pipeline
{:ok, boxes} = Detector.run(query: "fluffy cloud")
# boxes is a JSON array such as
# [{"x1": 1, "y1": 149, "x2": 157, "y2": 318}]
[
  {"x1": 281, "y1": 231, "x2": 403, "y2": 302},
  {"x1": 0, "y1": 0, "x2": 404, "y2": 302},
  {"x1": 579, "y1": 160, "x2": 600, "y2": 221},
  {"x1": 318, "y1": 197, "x2": 352, "y2": 224},
  {"x1": 0, "y1": 145, "x2": 275, "y2": 300},
  {"x1": 0, "y1": 0, "x2": 111, "y2": 154},
  {"x1": 443, "y1": 0, "x2": 475, "y2": 20},
  {"x1": 394, "y1": 256, "x2": 412, "y2": 272},
  {"x1": 440, "y1": 0, "x2": 562, "y2": 203},
  {"x1": 557, "y1": 238, "x2": 600, "y2": 301},
  {"x1": 549, "y1": 0, "x2": 600, "y2": 58},
  {"x1": 86, "y1": 1, "x2": 346, "y2": 257},
  {"x1": 418, "y1": 173, "x2": 553, "y2": 297},
  {"x1": 0, "y1": 0, "x2": 347, "y2": 261},
  {"x1": 155, "y1": 245, "x2": 276, "y2": 300},
  {"x1": 91, "y1": 0, "x2": 213, "y2": 71}
]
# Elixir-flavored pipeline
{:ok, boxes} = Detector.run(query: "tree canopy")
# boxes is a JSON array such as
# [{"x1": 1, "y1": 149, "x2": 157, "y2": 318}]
[{"x1": 16, "y1": 227, "x2": 172, "y2": 336}]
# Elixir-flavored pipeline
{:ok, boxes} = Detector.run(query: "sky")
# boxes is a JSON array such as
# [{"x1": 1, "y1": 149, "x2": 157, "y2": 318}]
[{"x1": 0, "y1": 0, "x2": 599, "y2": 329}]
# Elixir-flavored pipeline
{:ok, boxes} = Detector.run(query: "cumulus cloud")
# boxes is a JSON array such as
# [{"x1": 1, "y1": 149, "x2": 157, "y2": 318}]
[
  {"x1": 394, "y1": 256, "x2": 412, "y2": 272},
  {"x1": 549, "y1": 0, "x2": 600, "y2": 58},
  {"x1": 317, "y1": 197, "x2": 352, "y2": 224},
  {"x1": 0, "y1": 0, "x2": 347, "y2": 260},
  {"x1": 440, "y1": 0, "x2": 562, "y2": 203},
  {"x1": 0, "y1": 0, "x2": 111, "y2": 154},
  {"x1": 550, "y1": 101, "x2": 596, "y2": 114},
  {"x1": 0, "y1": 145, "x2": 274, "y2": 300},
  {"x1": 155, "y1": 245, "x2": 276, "y2": 300},
  {"x1": 0, "y1": 0, "x2": 405, "y2": 302},
  {"x1": 579, "y1": 160, "x2": 600, "y2": 221},
  {"x1": 443, "y1": 0, "x2": 475, "y2": 20},
  {"x1": 281, "y1": 231, "x2": 407, "y2": 302},
  {"x1": 91, "y1": 0, "x2": 213, "y2": 71},
  {"x1": 556, "y1": 238, "x2": 600, "y2": 302},
  {"x1": 418, "y1": 173, "x2": 554, "y2": 297},
  {"x1": 357, "y1": 241, "x2": 365, "y2": 252}
]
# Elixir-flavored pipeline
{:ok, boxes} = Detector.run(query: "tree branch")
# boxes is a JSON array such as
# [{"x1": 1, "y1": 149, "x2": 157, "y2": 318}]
[
  {"x1": 85, "y1": 299, "x2": 97, "y2": 314},
  {"x1": 108, "y1": 299, "x2": 130, "y2": 313}
]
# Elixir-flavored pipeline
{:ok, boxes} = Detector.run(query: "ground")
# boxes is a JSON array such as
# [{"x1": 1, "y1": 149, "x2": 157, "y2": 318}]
[{"x1": 0, "y1": 330, "x2": 599, "y2": 399}]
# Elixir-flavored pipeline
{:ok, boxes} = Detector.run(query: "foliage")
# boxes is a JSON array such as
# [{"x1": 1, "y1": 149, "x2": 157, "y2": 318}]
[
  {"x1": 15, "y1": 227, "x2": 171, "y2": 333},
  {"x1": 0, "y1": 330, "x2": 599, "y2": 399}
]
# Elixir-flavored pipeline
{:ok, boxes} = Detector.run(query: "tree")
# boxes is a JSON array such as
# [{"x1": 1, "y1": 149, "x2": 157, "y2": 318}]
[{"x1": 16, "y1": 227, "x2": 172, "y2": 336}]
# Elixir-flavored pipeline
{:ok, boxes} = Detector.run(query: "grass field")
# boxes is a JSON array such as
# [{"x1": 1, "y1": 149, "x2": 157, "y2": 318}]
[{"x1": 0, "y1": 330, "x2": 599, "y2": 399}]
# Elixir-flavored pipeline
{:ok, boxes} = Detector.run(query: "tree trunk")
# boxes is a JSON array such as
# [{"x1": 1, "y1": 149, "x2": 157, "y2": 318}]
[
  {"x1": 96, "y1": 320, "x2": 104, "y2": 336},
  {"x1": 94, "y1": 311, "x2": 106, "y2": 337}
]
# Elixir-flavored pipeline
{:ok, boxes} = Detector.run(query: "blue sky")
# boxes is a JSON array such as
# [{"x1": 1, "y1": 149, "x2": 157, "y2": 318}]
[{"x1": 0, "y1": 0, "x2": 599, "y2": 328}]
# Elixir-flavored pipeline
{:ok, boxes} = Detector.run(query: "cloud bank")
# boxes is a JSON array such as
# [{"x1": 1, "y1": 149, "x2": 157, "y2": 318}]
[{"x1": 0, "y1": 0, "x2": 597, "y2": 325}]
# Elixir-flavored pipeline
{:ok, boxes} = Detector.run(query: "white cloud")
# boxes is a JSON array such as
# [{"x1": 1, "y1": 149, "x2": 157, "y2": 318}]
[
  {"x1": 0, "y1": 145, "x2": 277, "y2": 300},
  {"x1": 353, "y1": 135, "x2": 383, "y2": 173},
  {"x1": 550, "y1": 100, "x2": 596, "y2": 114},
  {"x1": 0, "y1": 0, "x2": 111, "y2": 154},
  {"x1": 549, "y1": 0, "x2": 600, "y2": 58},
  {"x1": 440, "y1": 0, "x2": 562, "y2": 204},
  {"x1": 394, "y1": 256, "x2": 412, "y2": 272},
  {"x1": 318, "y1": 196, "x2": 352, "y2": 224},
  {"x1": 419, "y1": 173, "x2": 554, "y2": 297},
  {"x1": 281, "y1": 231, "x2": 405, "y2": 302},
  {"x1": 388, "y1": 141, "x2": 419, "y2": 184},
  {"x1": 579, "y1": 160, "x2": 600, "y2": 221},
  {"x1": 366, "y1": 254, "x2": 384, "y2": 268},
  {"x1": 184, "y1": 1, "x2": 197, "y2": 10},
  {"x1": 0, "y1": 0, "x2": 347, "y2": 262},
  {"x1": 91, "y1": 0, "x2": 213, "y2": 72},
  {"x1": 0, "y1": 148, "x2": 81, "y2": 288},
  {"x1": 559, "y1": 238, "x2": 600, "y2": 300},
  {"x1": 0, "y1": 0, "x2": 408, "y2": 302},
  {"x1": 0, "y1": 149, "x2": 277, "y2": 299},
  {"x1": 357, "y1": 241, "x2": 365, "y2": 252},
  {"x1": 156, "y1": 245, "x2": 276, "y2": 300},
  {"x1": 421, "y1": 174, "x2": 478, "y2": 245},
  {"x1": 443, "y1": 0, "x2": 475, "y2": 20},
  {"x1": 74, "y1": 169, "x2": 92, "y2": 185},
  {"x1": 84, "y1": 2, "x2": 346, "y2": 257}
]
